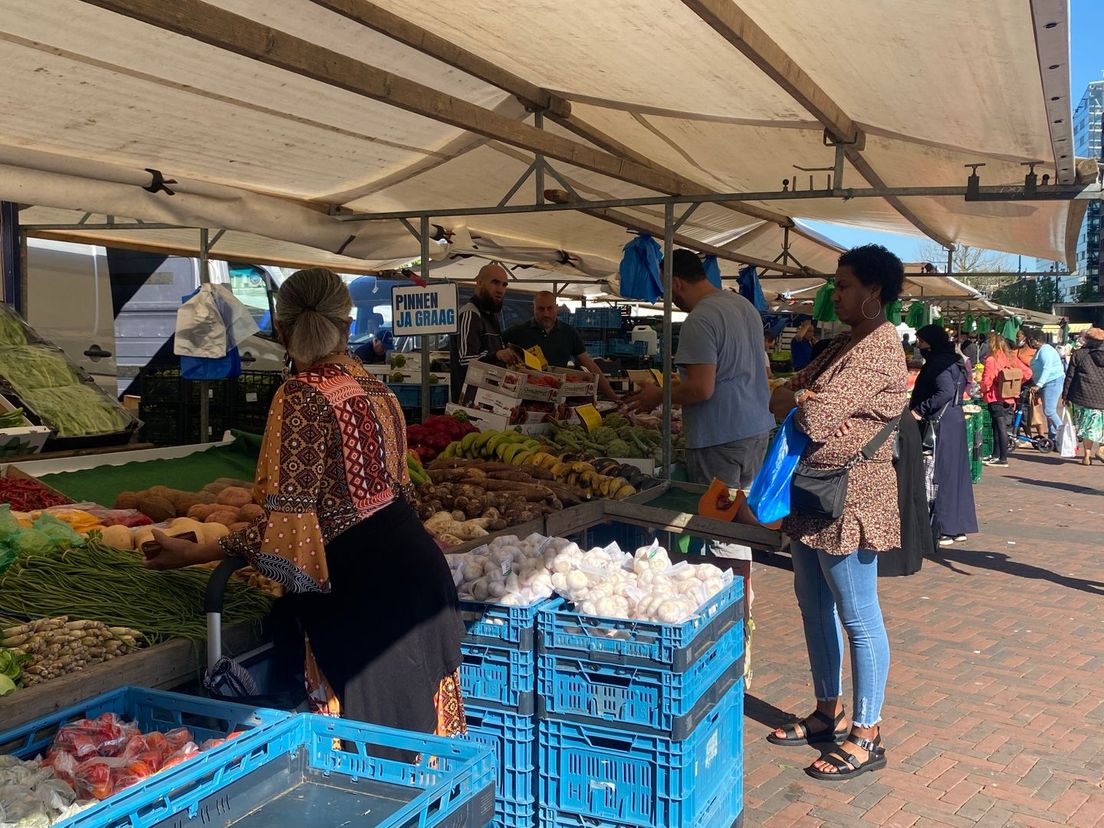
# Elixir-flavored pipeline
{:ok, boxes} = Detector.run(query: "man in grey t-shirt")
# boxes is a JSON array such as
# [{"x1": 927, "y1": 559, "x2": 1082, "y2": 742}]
[{"x1": 627, "y1": 249, "x2": 774, "y2": 564}]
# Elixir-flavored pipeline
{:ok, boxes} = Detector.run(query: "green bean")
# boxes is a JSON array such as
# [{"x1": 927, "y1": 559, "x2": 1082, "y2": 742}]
[{"x1": 0, "y1": 540, "x2": 272, "y2": 642}]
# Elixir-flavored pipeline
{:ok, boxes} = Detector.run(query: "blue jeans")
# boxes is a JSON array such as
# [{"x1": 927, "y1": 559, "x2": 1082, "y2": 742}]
[
  {"x1": 1039, "y1": 379, "x2": 1064, "y2": 440},
  {"x1": 791, "y1": 541, "x2": 890, "y2": 727}
]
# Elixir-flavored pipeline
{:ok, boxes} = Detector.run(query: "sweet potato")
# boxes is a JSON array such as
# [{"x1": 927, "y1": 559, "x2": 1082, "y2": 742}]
[
  {"x1": 187, "y1": 503, "x2": 219, "y2": 521},
  {"x1": 136, "y1": 495, "x2": 175, "y2": 523},
  {"x1": 238, "y1": 503, "x2": 264, "y2": 522},
  {"x1": 113, "y1": 492, "x2": 140, "y2": 510},
  {"x1": 169, "y1": 491, "x2": 203, "y2": 517},
  {"x1": 195, "y1": 490, "x2": 217, "y2": 505},
  {"x1": 216, "y1": 486, "x2": 252, "y2": 508},
  {"x1": 205, "y1": 510, "x2": 239, "y2": 525}
]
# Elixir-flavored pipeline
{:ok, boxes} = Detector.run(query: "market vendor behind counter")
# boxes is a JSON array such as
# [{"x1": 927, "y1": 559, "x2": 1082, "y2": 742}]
[{"x1": 504, "y1": 291, "x2": 618, "y2": 400}]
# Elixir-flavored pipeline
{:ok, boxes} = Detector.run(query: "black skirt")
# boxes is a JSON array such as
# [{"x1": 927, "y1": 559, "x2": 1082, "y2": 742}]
[{"x1": 273, "y1": 498, "x2": 463, "y2": 733}]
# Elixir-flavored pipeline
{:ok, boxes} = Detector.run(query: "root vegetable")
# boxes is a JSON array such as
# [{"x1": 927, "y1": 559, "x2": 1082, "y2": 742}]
[
  {"x1": 136, "y1": 495, "x2": 175, "y2": 523},
  {"x1": 99, "y1": 524, "x2": 133, "y2": 550},
  {"x1": 187, "y1": 503, "x2": 220, "y2": 521},
  {"x1": 205, "y1": 510, "x2": 239, "y2": 525},
  {"x1": 216, "y1": 487, "x2": 252, "y2": 508}
]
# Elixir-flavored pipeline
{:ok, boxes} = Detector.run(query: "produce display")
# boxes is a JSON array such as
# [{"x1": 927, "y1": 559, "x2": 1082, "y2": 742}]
[
  {"x1": 437, "y1": 430, "x2": 642, "y2": 500},
  {"x1": 0, "y1": 754, "x2": 88, "y2": 826},
  {"x1": 0, "y1": 539, "x2": 273, "y2": 645},
  {"x1": 0, "y1": 406, "x2": 27, "y2": 429},
  {"x1": 0, "y1": 477, "x2": 72, "y2": 511},
  {"x1": 543, "y1": 413, "x2": 682, "y2": 463},
  {"x1": 406, "y1": 414, "x2": 479, "y2": 463},
  {"x1": 43, "y1": 715, "x2": 235, "y2": 801},
  {"x1": 0, "y1": 616, "x2": 142, "y2": 689},
  {"x1": 113, "y1": 479, "x2": 255, "y2": 525},
  {"x1": 446, "y1": 533, "x2": 731, "y2": 622}
]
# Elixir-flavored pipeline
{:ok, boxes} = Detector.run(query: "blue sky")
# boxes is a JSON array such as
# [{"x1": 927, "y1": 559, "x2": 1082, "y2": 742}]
[{"x1": 802, "y1": 0, "x2": 1102, "y2": 271}]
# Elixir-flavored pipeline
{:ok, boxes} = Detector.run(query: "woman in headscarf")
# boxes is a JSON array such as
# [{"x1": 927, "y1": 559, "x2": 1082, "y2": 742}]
[
  {"x1": 144, "y1": 268, "x2": 465, "y2": 736},
  {"x1": 910, "y1": 324, "x2": 977, "y2": 546}
]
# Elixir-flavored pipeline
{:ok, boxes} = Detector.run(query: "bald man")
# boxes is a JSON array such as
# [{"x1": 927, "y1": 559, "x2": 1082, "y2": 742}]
[
  {"x1": 504, "y1": 291, "x2": 618, "y2": 400},
  {"x1": 450, "y1": 263, "x2": 520, "y2": 402}
]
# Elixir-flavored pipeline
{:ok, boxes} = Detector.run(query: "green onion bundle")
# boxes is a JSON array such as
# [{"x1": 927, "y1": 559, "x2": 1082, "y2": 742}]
[{"x1": 0, "y1": 539, "x2": 273, "y2": 643}]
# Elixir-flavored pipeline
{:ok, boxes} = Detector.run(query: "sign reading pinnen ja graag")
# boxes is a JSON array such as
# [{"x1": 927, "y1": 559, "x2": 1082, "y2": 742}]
[{"x1": 391, "y1": 284, "x2": 458, "y2": 335}]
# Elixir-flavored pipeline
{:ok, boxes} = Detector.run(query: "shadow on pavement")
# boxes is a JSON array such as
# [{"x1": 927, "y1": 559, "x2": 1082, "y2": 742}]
[
  {"x1": 928, "y1": 546, "x2": 1104, "y2": 595},
  {"x1": 1007, "y1": 476, "x2": 1103, "y2": 496},
  {"x1": 744, "y1": 693, "x2": 798, "y2": 729}
]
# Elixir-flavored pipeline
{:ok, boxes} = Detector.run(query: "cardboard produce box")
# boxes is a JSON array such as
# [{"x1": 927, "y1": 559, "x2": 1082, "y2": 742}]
[
  {"x1": 462, "y1": 361, "x2": 561, "y2": 402},
  {"x1": 0, "y1": 395, "x2": 52, "y2": 458},
  {"x1": 548, "y1": 367, "x2": 598, "y2": 401},
  {"x1": 456, "y1": 386, "x2": 558, "y2": 426}
]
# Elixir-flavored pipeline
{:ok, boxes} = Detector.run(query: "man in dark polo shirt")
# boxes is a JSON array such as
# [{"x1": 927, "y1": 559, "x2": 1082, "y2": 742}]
[{"x1": 504, "y1": 291, "x2": 618, "y2": 400}]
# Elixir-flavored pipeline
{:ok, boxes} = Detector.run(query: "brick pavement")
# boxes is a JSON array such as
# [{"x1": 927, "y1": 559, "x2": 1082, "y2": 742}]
[{"x1": 743, "y1": 450, "x2": 1104, "y2": 827}]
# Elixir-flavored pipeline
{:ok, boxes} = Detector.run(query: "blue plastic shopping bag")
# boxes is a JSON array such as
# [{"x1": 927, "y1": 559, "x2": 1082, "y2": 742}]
[
  {"x1": 617, "y1": 234, "x2": 663, "y2": 302},
  {"x1": 746, "y1": 409, "x2": 809, "y2": 524}
]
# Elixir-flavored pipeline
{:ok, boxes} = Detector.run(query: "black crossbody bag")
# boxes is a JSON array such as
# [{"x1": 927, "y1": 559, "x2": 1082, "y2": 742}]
[{"x1": 790, "y1": 416, "x2": 901, "y2": 520}]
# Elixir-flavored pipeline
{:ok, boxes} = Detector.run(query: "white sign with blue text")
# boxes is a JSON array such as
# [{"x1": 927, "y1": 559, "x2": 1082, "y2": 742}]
[{"x1": 391, "y1": 284, "x2": 459, "y2": 335}]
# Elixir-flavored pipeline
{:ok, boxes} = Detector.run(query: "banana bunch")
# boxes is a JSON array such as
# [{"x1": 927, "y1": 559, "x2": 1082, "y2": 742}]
[
  {"x1": 441, "y1": 429, "x2": 546, "y2": 464},
  {"x1": 523, "y1": 453, "x2": 636, "y2": 500}
]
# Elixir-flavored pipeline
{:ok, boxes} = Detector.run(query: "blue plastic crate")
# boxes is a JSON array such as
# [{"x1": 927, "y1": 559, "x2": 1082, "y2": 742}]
[
  {"x1": 574, "y1": 308, "x2": 623, "y2": 330},
  {"x1": 461, "y1": 640, "x2": 536, "y2": 713},
  {"x1": 75, "y1": 714, "x2": 496, "y2": 828},
  {"x1": 538, "y1": 680, "x2": 743, "y2": 828},
  {"x1": 0, "y1": 687, "x2": 291, "y2": 828},
  {"x1": 388, "y1": 382, "x2": 450, "y2": 410},
  {"x1": 538, "y1": 776, "x2": 741, "y2": 828},
  {"x1": 538, "y1": 618, "x2": 744, "y2": 737},
  {"x1": 584, "y1": 341, "x2": 607, "y2": 358},
  {"x1": 605, "y1": 339, "x2": 646, "y2": 358},
  {"x1": 460, "y1": 597, "x2": 559, "y2": 650},
  {"x1": 464, "y1": 704, "x2": 536, "y2": 805},
  {"x1": 538, "y1": 579, "x2": 744, "y2": 671},
  {"x1": 0, "y1": 686, "x2": 288, "y2": 761}
]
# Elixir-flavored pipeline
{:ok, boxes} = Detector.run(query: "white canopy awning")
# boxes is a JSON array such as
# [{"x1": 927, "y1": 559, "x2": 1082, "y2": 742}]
[{"x1": 1, "y1": 0, "x2": 1095, "y2": 283}]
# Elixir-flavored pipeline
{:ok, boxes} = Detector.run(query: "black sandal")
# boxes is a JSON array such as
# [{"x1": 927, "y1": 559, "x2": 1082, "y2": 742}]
[
  {"x1": 805, "y1": 733, "x2": 887, "y2": 781},
  {"x1": 766, "y1": 708, "x2": 848, "y2": 746}
]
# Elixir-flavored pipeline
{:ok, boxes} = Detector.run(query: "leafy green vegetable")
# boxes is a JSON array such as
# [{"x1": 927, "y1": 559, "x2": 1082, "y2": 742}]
[{"x1": 0, "y1": 673, "x2": 15, "y2": 695}]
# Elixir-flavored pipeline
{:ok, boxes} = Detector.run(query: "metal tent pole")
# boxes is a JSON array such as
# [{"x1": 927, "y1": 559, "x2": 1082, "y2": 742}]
[
  {"x1": 198, "y1": 228, "x2": 211, "y2": 443},
  {"x1": 0, "y1": 202, "x2": 23, "y2": 314},
  {"x1": 420, "y1": 216, "x2": 431, "y2": 424},
  {"x1": 662, "y1": 203, "x2": 674, "y2": 478}
]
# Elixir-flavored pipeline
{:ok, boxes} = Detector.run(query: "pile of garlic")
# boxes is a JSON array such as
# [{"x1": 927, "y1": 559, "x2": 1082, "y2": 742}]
[
  {"x1": 446, "y1": 531, "x2": 732, "y2": 624},
  {"x1": 549, "y1": 541, "x2": 731, "y2": 624},
  {"x1": 445, "y1": 533, "x2": 572, "y2": 606}
]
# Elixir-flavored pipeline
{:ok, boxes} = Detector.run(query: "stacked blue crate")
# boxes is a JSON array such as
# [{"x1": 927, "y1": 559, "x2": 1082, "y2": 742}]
[
  {"x1": 536, "y1": 579, "x2": 746, "y2": 828},
  {"x1": 460, "y1": 597, "x2": 553, "y2": 827}
]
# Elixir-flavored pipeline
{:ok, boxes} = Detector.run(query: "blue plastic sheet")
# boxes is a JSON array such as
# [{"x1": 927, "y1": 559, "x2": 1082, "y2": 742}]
[
  {"x1": 746, "y1": 409, "x2": 809, "y2": 524},
  {"x1": 702, "y1": 255, "x2": 723, "y2": 290},
  {"x1": 737, "y1": 265, "x2": 768, "y2": 313},
  {"x1": 618, "y1": 234, "x2": 663, "y2": 302}
]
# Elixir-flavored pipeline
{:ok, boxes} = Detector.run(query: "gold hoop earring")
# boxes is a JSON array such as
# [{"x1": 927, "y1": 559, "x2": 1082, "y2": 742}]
[{"x1": 861, "y1": 296, "x2": 881, "y2": 320}]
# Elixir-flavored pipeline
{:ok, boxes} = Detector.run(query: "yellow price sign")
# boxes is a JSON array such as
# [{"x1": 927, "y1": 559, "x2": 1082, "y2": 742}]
[
  {"x1": 573, "y1": 403, "x2": 603, "y2": 432},
  {"x1": 522, "y1": 346, "x2": 548, "y2": 371}
]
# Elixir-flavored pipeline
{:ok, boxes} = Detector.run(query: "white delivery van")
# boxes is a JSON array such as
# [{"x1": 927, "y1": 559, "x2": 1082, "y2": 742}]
[{"x1": 23, "y1": 240, "x2": 288, "y2": 396}]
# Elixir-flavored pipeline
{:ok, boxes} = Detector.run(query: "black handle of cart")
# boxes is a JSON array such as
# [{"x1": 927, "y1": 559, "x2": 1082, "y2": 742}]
[{"x1": 204, "y1": 555, "x2": 249, "y2": 672}]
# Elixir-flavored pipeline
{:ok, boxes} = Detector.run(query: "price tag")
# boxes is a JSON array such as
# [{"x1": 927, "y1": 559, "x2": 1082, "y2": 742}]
[
  {"x1": 573, "y1": 403, "x2": 603, "y2": 432},
  {"x1": 522, "y1": 346, "x2": 546, "y2": 371}
]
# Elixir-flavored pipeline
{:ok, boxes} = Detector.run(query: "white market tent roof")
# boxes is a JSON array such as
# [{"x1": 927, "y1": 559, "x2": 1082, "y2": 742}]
[{"x1": 0, "y1": 0, "x2": 1096, "y2": 293}]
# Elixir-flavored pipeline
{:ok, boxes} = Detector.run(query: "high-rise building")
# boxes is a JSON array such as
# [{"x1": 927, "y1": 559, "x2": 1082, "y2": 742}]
[{"x1": 1073, "y1": 77, "x2": 1102, "y2": 295}]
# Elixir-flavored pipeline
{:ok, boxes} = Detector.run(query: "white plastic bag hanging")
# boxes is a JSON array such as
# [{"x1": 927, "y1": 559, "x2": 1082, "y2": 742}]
[
  {"x1": 174, "y1": 285, "x2": 259, "y2": 358},
  {"x1": 1057, "y1": 407, "x2": 1078, "y2": 458},
  {"x1": 213, "y1": 284, "x2": 260, "y2": 349},
  {"x1": 174, "y1": 285, "x2": 227, "y2": 358}
]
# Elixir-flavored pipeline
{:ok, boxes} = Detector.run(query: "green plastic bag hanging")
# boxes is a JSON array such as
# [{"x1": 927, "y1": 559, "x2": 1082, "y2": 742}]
[
  {"x1": 812, "y1": 280, "x2": 837, "y2": 322},
  {"x1": 906, "y1": 301, "x2": 927, "y2": 329},
  {"x1": 1000, "y1": 317, "x2": 1020, "y2": 342},
  {"x1": 963, "y1": 313, "x2": 976, "y2": 333},
  {"x1": 887, "y1": 300, "x2": 903, "y2": 325},
  {"x1": 977, "y1": 316, "x2": 991, "y2": 334}
]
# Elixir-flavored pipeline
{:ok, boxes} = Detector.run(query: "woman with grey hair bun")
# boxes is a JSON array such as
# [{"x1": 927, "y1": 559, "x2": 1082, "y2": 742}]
[{"x1": 143, "y1": 268, "x2": 466, "y2": 736}]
